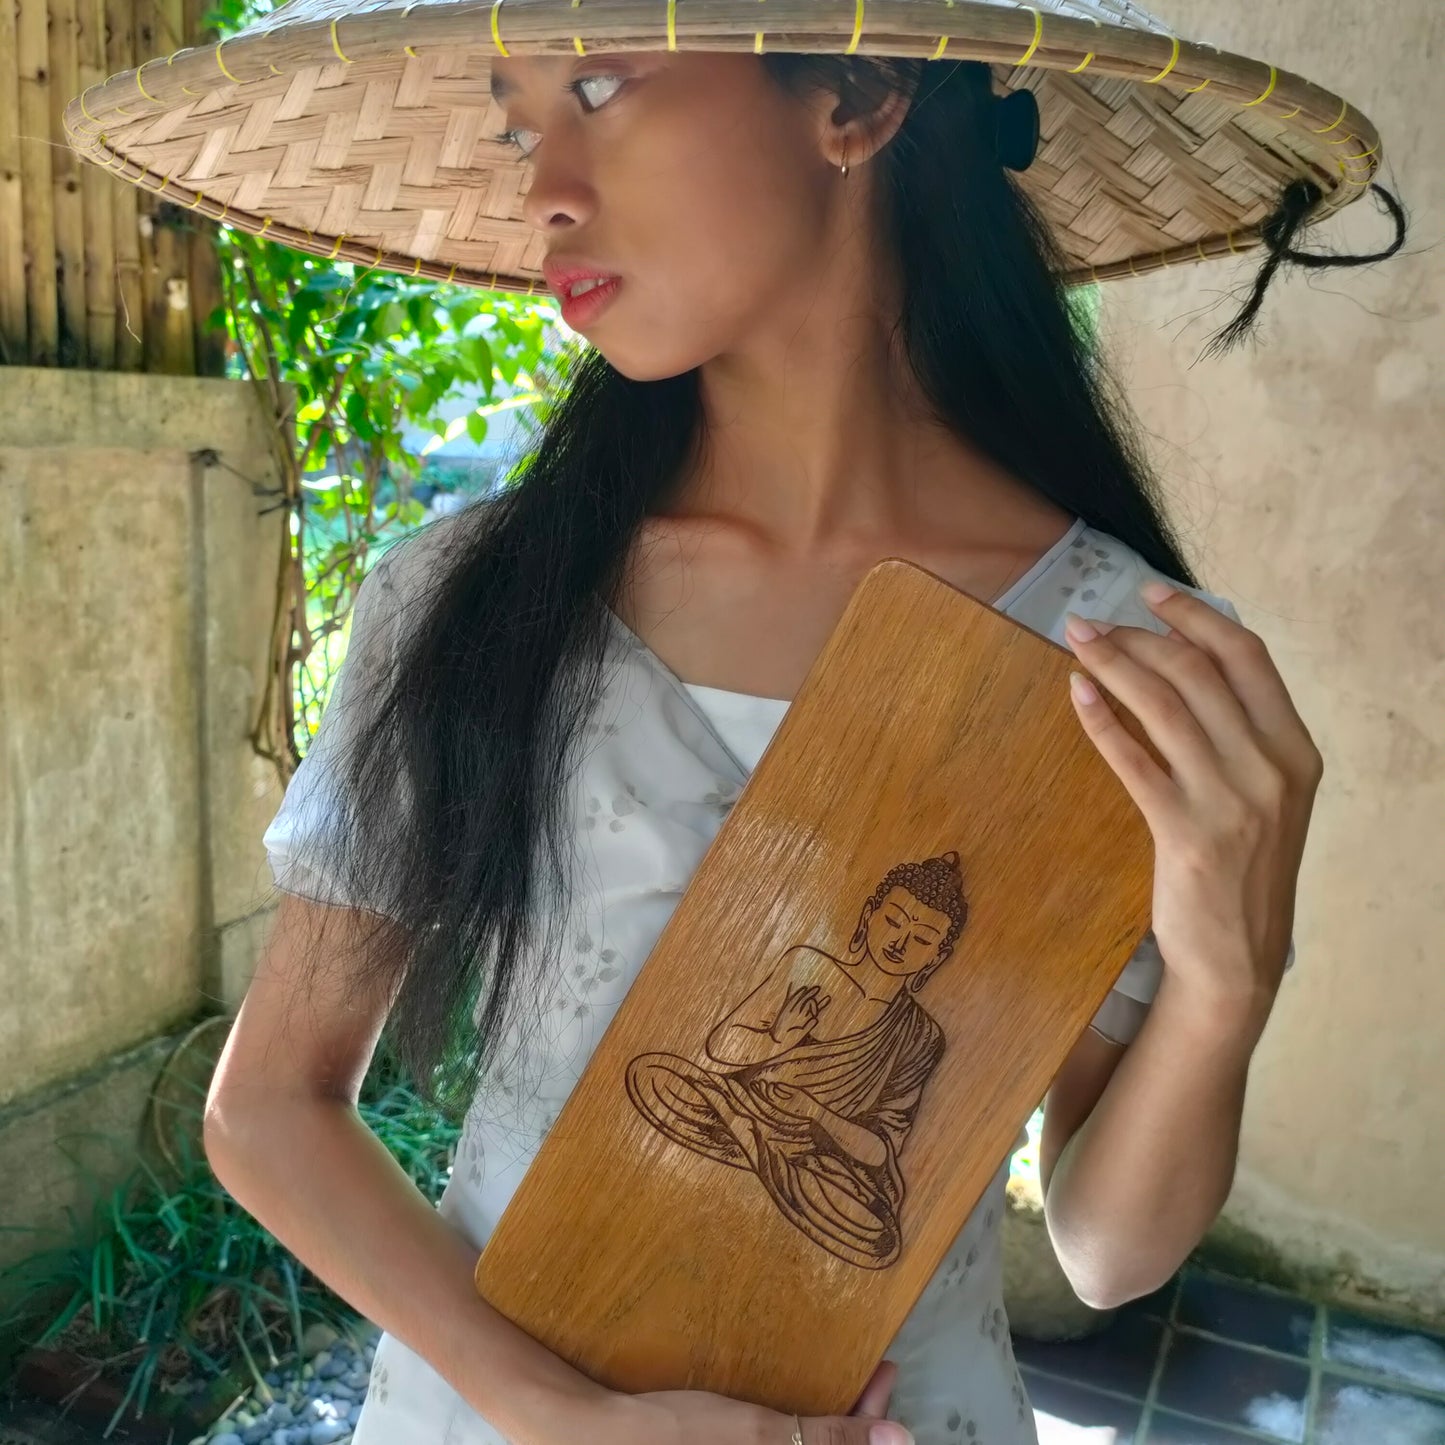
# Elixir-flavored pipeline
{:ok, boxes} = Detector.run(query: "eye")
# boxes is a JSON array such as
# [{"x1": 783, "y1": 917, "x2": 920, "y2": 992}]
[{"x1": 493, "y1": 73, "x2": 628, "y2": 159}]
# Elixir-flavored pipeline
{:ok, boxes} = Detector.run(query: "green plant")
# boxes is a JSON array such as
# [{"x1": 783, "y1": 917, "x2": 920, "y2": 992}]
[
  {"x1": 0, "y1": 1037, "x2": 461, "y2": 1438},
  {"x1": 215, "y1": 223, "x2": 580, "y2": 761}
]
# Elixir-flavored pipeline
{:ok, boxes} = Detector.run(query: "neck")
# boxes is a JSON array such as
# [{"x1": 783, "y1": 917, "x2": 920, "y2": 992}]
[{"x1": 677, "y1": 231, "x2": 1044, "y2": 562}]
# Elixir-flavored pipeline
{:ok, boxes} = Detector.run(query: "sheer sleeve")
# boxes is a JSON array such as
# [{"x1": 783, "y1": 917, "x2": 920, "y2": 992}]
[{"x1": 260, "y1": 534, "x2": 419, "y2": 920}]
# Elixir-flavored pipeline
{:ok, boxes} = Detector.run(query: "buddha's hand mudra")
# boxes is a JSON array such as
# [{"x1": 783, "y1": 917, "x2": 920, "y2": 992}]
[
  {"x1": 1064, "y1": 584, "x2": 1322, "y2": 1023},
  {"x1": 770, "y1": 984, "x2": 831, "y2": 1045}
]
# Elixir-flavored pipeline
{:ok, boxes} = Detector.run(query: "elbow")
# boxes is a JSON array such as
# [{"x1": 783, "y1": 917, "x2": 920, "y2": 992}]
[
  {"x1": 1068, "y1": 1274, "x2": 1147, "y2": 1314},
  {"x1": 1048, "y1": 1221, "x2": 1185, "y2": 1313}
]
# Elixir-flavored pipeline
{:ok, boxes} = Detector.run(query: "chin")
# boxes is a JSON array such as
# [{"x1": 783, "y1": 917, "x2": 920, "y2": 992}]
[{"x1": 591, "y1": 338, "x2": 711, "y2": 383}]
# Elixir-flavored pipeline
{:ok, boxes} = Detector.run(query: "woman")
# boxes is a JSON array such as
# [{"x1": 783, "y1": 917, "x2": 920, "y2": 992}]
[{"x1": 160, "y1": 13, "x2": 1404, "y2": 1445}]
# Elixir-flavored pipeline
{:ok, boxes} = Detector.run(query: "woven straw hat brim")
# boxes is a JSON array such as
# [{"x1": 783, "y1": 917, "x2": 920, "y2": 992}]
[{"x1": 63, "y1": 0, "x2": 1383, "y2": 294}]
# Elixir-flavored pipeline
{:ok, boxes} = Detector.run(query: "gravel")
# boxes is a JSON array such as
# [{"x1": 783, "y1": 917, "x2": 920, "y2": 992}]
[{"x1": 189, "y1": 1320, "x2": 382, "y2": 1445}]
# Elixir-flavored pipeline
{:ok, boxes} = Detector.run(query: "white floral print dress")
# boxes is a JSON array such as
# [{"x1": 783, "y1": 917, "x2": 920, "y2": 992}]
[{"x1": 262, "y1": 512, "x2": 1291, "y2": 1445}]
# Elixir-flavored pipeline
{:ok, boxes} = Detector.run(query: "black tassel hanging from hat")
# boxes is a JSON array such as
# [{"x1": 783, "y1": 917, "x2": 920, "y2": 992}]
[{"x1": 1203, "y1": 178, "x2": 1408, "y2": 358}]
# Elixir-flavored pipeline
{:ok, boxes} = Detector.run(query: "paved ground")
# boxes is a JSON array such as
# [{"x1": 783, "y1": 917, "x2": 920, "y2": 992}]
[{"x1": 1022, "y1": 1266, "x2": 1445, "y2": 1443}]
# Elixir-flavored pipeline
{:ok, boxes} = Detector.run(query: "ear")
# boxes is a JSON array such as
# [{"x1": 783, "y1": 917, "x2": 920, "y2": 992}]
[{"x1": 821, "y1": 72, "x2": 913, "y2": 170}]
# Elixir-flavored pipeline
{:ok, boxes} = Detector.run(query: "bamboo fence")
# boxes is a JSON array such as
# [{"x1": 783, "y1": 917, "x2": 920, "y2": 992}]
[{"x1": 1, "y1": 0, "x2": 227, "y2": 372}]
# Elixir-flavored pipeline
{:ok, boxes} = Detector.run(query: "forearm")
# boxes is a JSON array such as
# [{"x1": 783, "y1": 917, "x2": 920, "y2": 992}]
[
  {"x1": 204, "y1": 1093, "x2": 612, "y2": 1443},
  {"x1": 1043, "y1": 973, "x2": 1270, "y2": 1308}
]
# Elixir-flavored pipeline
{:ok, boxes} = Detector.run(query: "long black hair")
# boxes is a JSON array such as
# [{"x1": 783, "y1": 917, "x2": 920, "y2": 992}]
[{"x1": 281, "y1": 57, "x2": 1267, "y2": 1121}]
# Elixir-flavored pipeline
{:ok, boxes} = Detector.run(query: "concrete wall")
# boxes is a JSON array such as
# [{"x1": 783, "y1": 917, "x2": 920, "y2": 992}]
[
  {"x1": 0, "y1": 369, "x2": 284, "y2": 1267},
  {"x1": 1105, "y1": 0, "x2": 1444, "y2": 1321}
]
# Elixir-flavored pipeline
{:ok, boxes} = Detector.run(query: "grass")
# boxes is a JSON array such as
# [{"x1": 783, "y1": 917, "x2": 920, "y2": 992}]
[{"x1": 0, "y1": 1034, "x2": 460, "y2": 1439}]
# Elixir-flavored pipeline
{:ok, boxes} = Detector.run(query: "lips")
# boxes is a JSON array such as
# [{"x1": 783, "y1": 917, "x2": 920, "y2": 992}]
[{"x1": 542, "y1": 257, "x2": 622, "y2": 302}]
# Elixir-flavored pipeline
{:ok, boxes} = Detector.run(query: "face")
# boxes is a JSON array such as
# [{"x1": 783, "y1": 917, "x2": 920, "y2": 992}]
[
  {"x1": 862, "y1": 886, "x2": 953, "y2": 983},
  {"x1": 489, "y1": 51, "x2": 850, "y2": 379}
]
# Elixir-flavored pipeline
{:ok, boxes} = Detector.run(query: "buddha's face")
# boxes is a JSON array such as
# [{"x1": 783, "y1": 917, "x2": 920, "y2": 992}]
[{"x1": 861, "y1": 886, "x2": 953, "y2": 983}]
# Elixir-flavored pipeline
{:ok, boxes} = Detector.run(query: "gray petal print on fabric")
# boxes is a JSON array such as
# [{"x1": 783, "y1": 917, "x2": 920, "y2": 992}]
[
  {"x1": 702, "y1": 779, "x2": 742, "y2": 817},
  {"x1": 367, "y1": 1361, "x2": 390, "y2": 1408}
]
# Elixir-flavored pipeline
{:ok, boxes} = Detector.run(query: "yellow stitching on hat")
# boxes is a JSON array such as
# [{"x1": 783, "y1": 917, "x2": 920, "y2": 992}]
[
  {"x1": 330, "y1": 20, "x2": 351, "y2": 63},
  {"x1": 572, "y1": 0, "x2": 586, "y2": 55},
  {"x1": 1014, "y1": 8, "x2": 1041, "y2": 67},
  {"x1": 492, "y1": 0, "x2": 510, "y2": 56},
  {"x1": 1240, "y1": 65, "x2": 1277, "y2": 107},
  {"x1": 405, "y1": 45, "x2": 418, "y2": 55},
  {"x1": 157, "y1": 174, "x2": 169, "y2": 193},
  {"x1": 846, "y1": 0, "x2": 864, "y2": 55},
  {"x1": 270, "y1": 63, "x2": 284, "y2": 74},
  {"x1": 1145, "y1": 36, "x2": 1179, "y2": 84},
  {"x1": 328, "y1": 233, "x2": 347, "y2": 258},
  {"x1": 931, "y1": 36, "x2": 947, "y2": 59},
  {"x1": 1344, "y1": 144, "x2": 1377, "y2": 160},
  {"x1": 666, "y1": 0, "x2": 676, "y2": 51},
  {"x1": 448, "y1": 263, "x2": 459, "y2": 281},
  {"x1": 412, "y1": 257, "x2": 422, "y2": 274},
  {"x1": 1225, "y1": 231, "x2": 1239, "y2": 254},
  {"x1": 1067, "y1": 18, "x2": 1099, "y2": 73},
  {"x1": 1327, "y1": 131, "x2": 1357, "y2": 146},
  {"x1": 217, "y1": 201, "x2": 230, "y2": 221},
  {"x1": 188, "y1": 190, "x2": 206, "y2": 209},
  {"x1": 216, "y1": 40, "x2": 239, "y2": 82},
  {"x1": 1196, "y1": 240, "x2": 1208, "y2": 261},
  {"x1": 182, "y1": 85, "x2": 198, "y2": 95},
  {"x1": 1313, "y1": 97, "x2": 1348, "y2": 133},
  {"x1": 79, "y1": 86, "x2": 99, "y2": 122},
  {"x1": 1279, "y1": 103, "x2": 1301, "y2": 119},
  {"x1": 259, "y1": 216, "x2": 273, "y2": 234},
  {"x1": 375, "y1": 246, "x2": 384, "y2": 265},
  {"x1": 1180, "y1": 43, "x2": 1221, "y2": 96}
]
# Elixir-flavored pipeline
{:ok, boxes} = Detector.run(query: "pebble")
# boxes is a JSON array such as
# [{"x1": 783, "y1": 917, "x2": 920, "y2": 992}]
[{"x1": 199, "y1": 1321, "x2": 383, "y2": 1444}]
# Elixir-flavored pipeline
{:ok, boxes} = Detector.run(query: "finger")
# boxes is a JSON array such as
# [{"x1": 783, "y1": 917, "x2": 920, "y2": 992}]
[
  {"x1": 849, "y1": 1359, "x2": 898, "y2": 1417},
  {"x1": 1065, "y1": 613, "x2": 1221, "y2": 786},
  {"x1": 1090, "y1": 620, "x2": 1263, "y2": 765},
  {"x1": 1139, "y1": 582, "x2": 1310, "y2": 742},
  {"x1": 1068, "y1": 669, "x2": 1176, "y2": 826}
]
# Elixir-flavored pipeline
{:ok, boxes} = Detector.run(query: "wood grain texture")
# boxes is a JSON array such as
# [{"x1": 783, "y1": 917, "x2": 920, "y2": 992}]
[{"x1": 474, "y1": 558, "x2": 1158, "y2": 1417}]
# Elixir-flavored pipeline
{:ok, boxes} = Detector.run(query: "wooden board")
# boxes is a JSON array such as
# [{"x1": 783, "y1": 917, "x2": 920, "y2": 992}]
[{"x1": 474, "y1": 557, "x2": 1157, "y2": 1417}]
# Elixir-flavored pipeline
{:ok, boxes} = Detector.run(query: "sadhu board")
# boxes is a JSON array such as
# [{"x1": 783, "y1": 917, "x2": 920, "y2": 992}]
[{"x1": 473, "y1": 556, "x2": 1157, "y2": 1417}]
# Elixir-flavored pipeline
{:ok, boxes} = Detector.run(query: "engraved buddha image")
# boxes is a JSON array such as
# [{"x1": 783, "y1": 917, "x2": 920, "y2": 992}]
[{"x1": 625, "y1": 851, "x2": 966, "y2": 1268}]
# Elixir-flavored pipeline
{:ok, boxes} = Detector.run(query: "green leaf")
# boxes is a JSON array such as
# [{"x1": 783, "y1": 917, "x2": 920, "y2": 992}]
[
  {"x1": 459, "y1": 335, "x2": 492, "y2": 383},
  {"x1": 465, "y1": 411, "x2": 489, "y2": 445}
]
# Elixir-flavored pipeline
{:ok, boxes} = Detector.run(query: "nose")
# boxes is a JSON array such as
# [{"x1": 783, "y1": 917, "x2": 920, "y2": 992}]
[{"x1": 518, "y1": 141, "x2": 597, "y2": 233}]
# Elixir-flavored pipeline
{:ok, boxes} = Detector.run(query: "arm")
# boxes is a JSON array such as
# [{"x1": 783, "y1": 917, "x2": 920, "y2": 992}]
[
  {"x1": 204, "y1": 894, "x2": 623, "y2": 1445},
  {"x1": 1039, "y1": 979, "x2": 1267, "y2": 1309}
]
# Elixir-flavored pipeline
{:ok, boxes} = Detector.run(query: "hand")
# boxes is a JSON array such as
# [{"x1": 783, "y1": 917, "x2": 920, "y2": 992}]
[
  {"x1": 770, "y1": 985, "x2": 831, "y2": 1045},
  {"x1": 1064, "y1": 584, "x2": 1322, "y2": 1019},
  {"x1": 596, "y1": 1358, "x2": 912, "y2": 1445},
  {"x1": 762, "y1": 1080, "x2": 823, "y2": 1119}
]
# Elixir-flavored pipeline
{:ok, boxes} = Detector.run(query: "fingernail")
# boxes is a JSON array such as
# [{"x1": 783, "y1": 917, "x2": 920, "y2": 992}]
[
  {"x1": 871, "y1": 1426, "x2": 914, "y2": 1445},
  {"x1": 1064, "y1": 611, "x2": 1097, "y2": 643},
  {"x1": 1069, "y1": 671, "x2": 1099, "y2": 705},
  {"x1": 1141, "y1": 579, "x2": 1175, "y2": 605}
]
